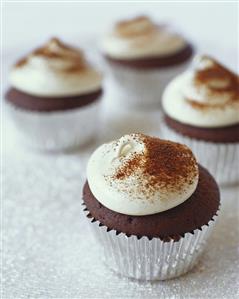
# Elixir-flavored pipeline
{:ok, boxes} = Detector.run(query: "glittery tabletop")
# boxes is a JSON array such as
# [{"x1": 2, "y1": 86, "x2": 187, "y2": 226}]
[
  {"x1": 2, "y1": 105, "x2": 239, "y2": 298},
  {"x1": 2, "y1": 43, "x2": 239, "y2": 299}
]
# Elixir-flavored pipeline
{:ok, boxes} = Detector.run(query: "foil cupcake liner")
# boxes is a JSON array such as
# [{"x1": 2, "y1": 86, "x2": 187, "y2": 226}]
[
  {"x1": 104, "y1": 61, "x2": 191, "y2": 109},
  {"x1": 83, "y1": 206, "x2": 218, "y2": 281},
  {"x1": 5, "y1": 100, "x2": 101, "y2": 151},
  {"x1": 161, "y1": 124, "x2": 239, "y2": 186}
]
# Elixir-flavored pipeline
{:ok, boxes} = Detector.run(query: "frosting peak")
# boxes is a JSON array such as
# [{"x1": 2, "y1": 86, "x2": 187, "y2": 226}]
[
  {"x1": 87, "y1": 134, "x2": 199, "y2": 216},
  {"x1": 162, "y1": 55, "x2": 239, "y2": 127},
  {"x1": 186, "y1": 55, "x2": 239, "y2": 107},
  {"x1": 114, "y1": 16, "x2": 156, "y2": 38},
  {"x1": 102, "y1": 16, "x2": 187, "y2": 59},
  {"x1": 16, "y1": 38, "x2": 87, "y2": 73},
  {"x1": 11, "y1": 38, "x2": 102, "y2": 97}
]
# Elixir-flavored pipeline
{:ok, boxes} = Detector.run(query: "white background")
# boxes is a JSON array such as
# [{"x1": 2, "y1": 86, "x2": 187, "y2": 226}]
[{"x1": 2, "y1": 1, "x2": 239, "y2": 70}]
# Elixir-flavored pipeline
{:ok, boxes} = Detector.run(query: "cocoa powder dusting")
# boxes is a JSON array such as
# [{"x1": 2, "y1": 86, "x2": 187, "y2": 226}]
[
  {"x1": 115, "y1": 153, "x2": 145, "y2": 180},
  {"x1": 33, "y1": 38, "x2": 81, "y2": 59},
  {"x1": 15, "y1": 37, "x2": 87, "y2": 73},
  {"x1": 113, "y1": 134, "x2": 198, "y2": 197},
  {"x1": 115, "y1": 16, "x2": 156, "y2": 38},
  {"x1": 15, "y1": 57, "x2": 28, "y2": 67},
  {"x1": 186, "y1": 99, "x2": 225, "y2": 110},
  {"x1": 195, "y1": 59, "x2": 238, "y2": 95},
  {"x1": 188, "y1": 56, "x2": 239, "y2": 109}
]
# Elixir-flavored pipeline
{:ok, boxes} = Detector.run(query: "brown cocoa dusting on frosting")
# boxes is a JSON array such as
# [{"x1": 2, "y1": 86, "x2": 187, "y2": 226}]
[
  {"x1": 15, "y1": 37, "x2": 87, "y2": 73},
  {"x1": 143, "y1": 136, "x2": 196, "y2": 188},
  {"x1": 115, "y1": 153, "x2": 145, "y2": 180},
  {"x1": 186, "y1": 98, "x2": 232, "y2": 110},
  {"x1": 188, "y1": 56, "x2": 239, "y2": 109},
  {"x1": 15, "y1": 57, "x2": 28, "y2": 67},
  {"x1": 115, "y1": 16, "x2": 157, "y2": 38},
  {"x1": 113, "y1": 134, "x2": 198, "y2": 197},
  {"x1": 195, "y1": 56, "x2": 238, "y2": 92}
]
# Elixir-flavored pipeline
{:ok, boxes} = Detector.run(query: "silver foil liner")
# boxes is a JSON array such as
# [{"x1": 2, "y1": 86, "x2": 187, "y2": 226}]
[
  {"x1": 104, "y1": 61, "x2": 191, "y2": 109},
  {"x1": 5, "y1": 100, "x2": 101, "y2": 151},
  {"x1": 161, "y1": 124, "x2": 239, "y2": 186},
  {"x1": 84, "y1": 208, "x2": 218, "y2": 281}
]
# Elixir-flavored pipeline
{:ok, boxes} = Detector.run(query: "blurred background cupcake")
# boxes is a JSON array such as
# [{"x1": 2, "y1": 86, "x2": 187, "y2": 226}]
[
  {"x1": 5, "y1": 37, "x2": 103, "y2": 151},
  {"x1": 162, "y1": 55, "x2": 239, "y2": 185},
  {"x1": 83, "y1": 133, "x2": 220, "y2": 280},
  {"x1": 101, "y1": 15, "x2": 193, "y2": 109}
]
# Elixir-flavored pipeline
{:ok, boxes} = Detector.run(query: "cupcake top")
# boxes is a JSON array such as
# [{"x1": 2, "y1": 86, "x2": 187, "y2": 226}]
[
  {"x1": 162, "y1": 55, "x2": 239, "y2": 127},
  {"x1": 102, "y1": 16, "x2": 187, "y2": 60},
  {"x1": 10, "y1": 38, "x2": 102, "y2": 97},
  {"x1": 87, "y1": 133, "x2": 199, "y2": 216}
]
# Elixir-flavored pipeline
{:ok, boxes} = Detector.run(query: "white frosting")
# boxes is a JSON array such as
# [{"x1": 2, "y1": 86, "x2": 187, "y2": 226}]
[
  {"x1": 10, "y1": 38, "x2": 102, "y2": 97},
  {"x1": 162, "y1": 56, "x2": 239, "y2": 127},
  {"x1": 102, "y1": 16, "x2": 187, "y2": 59},
  {"x1": 87, "y1": 134, "x2": 199, "y2": 216}
]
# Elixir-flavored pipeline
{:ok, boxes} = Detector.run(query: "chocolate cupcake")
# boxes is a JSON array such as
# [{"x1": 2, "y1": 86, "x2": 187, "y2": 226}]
[
  {"x1": 5, "y1": 38, "x2": 103, "y2": 150},
  {"x1": 102, "y1": 16, "x2": 193, "y2": 109},
  {"x1": 83, "y1": 133, "x2": 220, "y2": 280},
  {"x1": 162, "y1": 55, "x2": 239, "y2": 185}
]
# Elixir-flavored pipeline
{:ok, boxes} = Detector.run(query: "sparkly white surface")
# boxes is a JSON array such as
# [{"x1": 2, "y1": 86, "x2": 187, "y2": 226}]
[
  {"x1": 2, "y1": 124, "x2": 239, "y2": 298},
  {"x1": 2, "y1": 42, "x2": 239, "y2": 299}
]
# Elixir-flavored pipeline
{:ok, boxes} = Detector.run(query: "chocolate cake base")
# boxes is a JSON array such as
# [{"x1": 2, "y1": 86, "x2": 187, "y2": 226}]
[
  {"x1": 104, "y1": 44, "x2": 193, "y2": 69},
  {"x1": 83, "y1": 165, "x2": 220, "y2": 240},
  {"x1": 5, "y1": 88, "x2": 102, "y2": 112},
  {"x1": 165, "y1": 115, "x2": 239, "y2": 143}
]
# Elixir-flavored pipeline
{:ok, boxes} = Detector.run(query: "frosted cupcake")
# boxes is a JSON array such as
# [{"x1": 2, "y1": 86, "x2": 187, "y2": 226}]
[
  {"x1": 5, "y1": 38, "x2": 103, "y2": 151},
  {"x1": 102, "y1": 16, "x2": 193, "y2": 109},
  {"x1": 162, "y1": 55, "x2": 239, "y2": 185},
  {"x1": 83, "y1": 133, "x2": 220, "y2": 280}
]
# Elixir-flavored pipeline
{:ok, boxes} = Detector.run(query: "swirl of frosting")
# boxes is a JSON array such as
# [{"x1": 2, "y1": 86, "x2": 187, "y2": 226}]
[
  {"x1": 87, "y1": 133, "x2": 199, "y2": 216},
  {"x1": 102, "y1": 16, "x2": 187, "y2": 59},
  {"x1": 162, "y1": 55, "x2": 239, "y2": 127},
  {"x1": 10, "y1": 38, "x2": 102, "y2": 97}
]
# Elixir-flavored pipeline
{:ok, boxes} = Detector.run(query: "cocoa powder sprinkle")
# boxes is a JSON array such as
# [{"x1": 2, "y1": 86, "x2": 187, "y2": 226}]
[
  {"x1": 15, "y1": 37, "x2": 87, "y2": 73},
  {"x1": 113, "y1": 134, "x2": 198, "y2": 197},
  {"x1": 115, "y1": 16, "x2": 156, "y2": 38},
  {"x1": 115, "y1": 153, "x2": 145, "y2": 180},
  {"x1": 195, "y1": 58, "x2": 238, "y2": 96},
  {"x1": 187, "y1": 56, "x2": 239, "y2": 109}
]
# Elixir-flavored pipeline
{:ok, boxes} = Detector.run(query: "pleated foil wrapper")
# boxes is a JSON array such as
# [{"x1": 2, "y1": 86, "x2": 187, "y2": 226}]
[
  {"x1": 104, "y1": 61, "x2": 191, "y2": 109},
  {"x1": 84, "y1": 207, "x2": 218, "y2": 281},
  {"x1": 161, "y1": 124, "x2": 239, "y2": 186},
  {"x1": 5, "y1": 100, "x2": 101, "y2": 151}
]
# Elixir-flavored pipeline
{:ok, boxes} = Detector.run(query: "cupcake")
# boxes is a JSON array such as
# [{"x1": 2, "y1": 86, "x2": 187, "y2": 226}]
[
  {"x1": 5, "y1": 38, "x2": 103, "y2": 151},
  {"x1": 102, "y1": 16, "x2": 193, "y2": 109},
  {"x1": 82, "y1": 133, "x2": 220, "y2": 280},
  {"x1": 162, "y1": 55, "x2": 239, "y2": 185}
]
